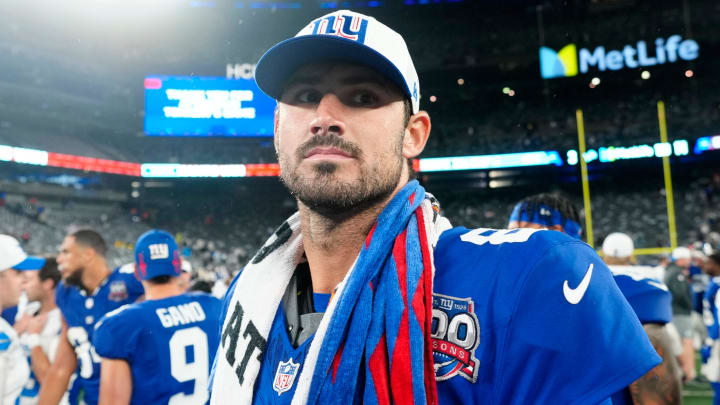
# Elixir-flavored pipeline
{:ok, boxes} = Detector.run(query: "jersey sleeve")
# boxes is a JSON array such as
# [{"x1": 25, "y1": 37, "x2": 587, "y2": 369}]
[
  {"x1": 93, "y1": 305, "x2": 138, "y2": 361},
  {"x1": 498, "y1": 241, "x2": 660, "y2": 405}
]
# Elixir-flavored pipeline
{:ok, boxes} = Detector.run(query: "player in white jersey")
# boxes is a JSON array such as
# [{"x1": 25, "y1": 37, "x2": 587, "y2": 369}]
[
  {"x1": 15, "y1": 257, "x2": 66, "y2": 405},
  {"x1": 0, "y1": 235, "x2": 34, "y2": 404}
]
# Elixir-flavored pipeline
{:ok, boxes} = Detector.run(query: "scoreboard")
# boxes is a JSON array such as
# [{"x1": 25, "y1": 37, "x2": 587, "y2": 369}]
[{"x1": 144, "y1": 76, "x2": 275, "y2": 137}]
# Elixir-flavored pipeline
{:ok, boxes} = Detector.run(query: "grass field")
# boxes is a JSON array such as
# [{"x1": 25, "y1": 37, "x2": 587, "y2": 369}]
[{"x1": 683, "y1": 354, "x2": 714, "y2": 405}]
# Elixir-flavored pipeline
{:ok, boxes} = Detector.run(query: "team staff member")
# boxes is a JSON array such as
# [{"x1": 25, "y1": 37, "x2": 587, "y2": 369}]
[{"x1": 209, "y1": 11, "x2": 660, "y2": 404}]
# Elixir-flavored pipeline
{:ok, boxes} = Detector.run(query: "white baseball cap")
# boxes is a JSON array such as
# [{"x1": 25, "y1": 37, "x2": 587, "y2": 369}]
[
  {"x1": 254, "y1": 10, "x2": 421, "y2": 113},
  {"x1": 602, "y1": 232, "x2": 634, "y2": 258},
  {"x1": 672, "y1": 247, "x2": 691, "y2": 260},
  {"x1": 0, "y1": 234, "x2": 35, "y2": 271}
]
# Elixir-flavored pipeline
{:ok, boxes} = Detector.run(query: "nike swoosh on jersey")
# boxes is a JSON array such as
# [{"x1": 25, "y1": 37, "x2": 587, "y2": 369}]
[{"x1": 563, "y1": 263, "x2": 594, "y2": 305}]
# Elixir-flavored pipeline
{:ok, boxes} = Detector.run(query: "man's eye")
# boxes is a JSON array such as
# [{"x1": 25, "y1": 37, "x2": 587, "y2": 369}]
[
  {"x1": 296, "y1": 89, "x2": 322, "y2": 104},
  {"x1": 351, "y1": 92, "x2": 377, "y2": 106}
]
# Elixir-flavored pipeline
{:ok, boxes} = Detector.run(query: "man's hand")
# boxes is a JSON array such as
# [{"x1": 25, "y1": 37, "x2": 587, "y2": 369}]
[
  {"x1": 27, "y1": 312, "x2": 49, "y2": 335},
  {"x1": 14, "y1": 313, "x2": 33, "y2": 335}
]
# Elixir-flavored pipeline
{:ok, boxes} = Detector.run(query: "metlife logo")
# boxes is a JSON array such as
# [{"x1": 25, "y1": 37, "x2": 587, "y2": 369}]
[{"x1": 539, "y1": 35, "x2": 699, "y2": 79}]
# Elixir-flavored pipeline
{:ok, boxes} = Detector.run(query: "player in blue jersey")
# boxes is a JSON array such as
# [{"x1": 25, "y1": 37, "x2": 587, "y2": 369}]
[
  {"x1": 37, "y1": 230, "x2": 144, "y2": 405},
  {"x1": 600, "y1": 232, "x2": 682, "y2": 404},
  {"x1": 702, "y1": 253, "x2": 720, "y2": 404},
  {"x1": 93, "y1": 230, "x2": 221, "y2": 405},
  {"x1": 508, "y1": 194, "x2": 682, "y2": 403},
  {"x1": 209, "y1": 10, "x2": 660, "y2": 405}
]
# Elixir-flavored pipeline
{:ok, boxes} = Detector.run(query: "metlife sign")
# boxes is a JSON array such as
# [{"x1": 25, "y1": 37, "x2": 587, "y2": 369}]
[{"x1": 539, "y1": 35, "x2": 699, "y2": 79}]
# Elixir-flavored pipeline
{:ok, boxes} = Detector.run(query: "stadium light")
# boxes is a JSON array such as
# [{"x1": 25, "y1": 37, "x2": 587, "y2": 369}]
[{"x1": 641, "y1": 71, "x2": 651, "y2": 80}]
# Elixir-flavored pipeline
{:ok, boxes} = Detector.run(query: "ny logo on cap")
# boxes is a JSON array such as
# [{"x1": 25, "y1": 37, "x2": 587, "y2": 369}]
[
  {"x1": 310, "y1": 14, "x2": 368, "y2": 44},
  {"x1": 149, "y1": 243, "x2": 169, "y2": 260}
]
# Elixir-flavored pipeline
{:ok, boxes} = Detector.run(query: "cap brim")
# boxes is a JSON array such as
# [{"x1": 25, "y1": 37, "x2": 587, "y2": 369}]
[
  {"x1": 14, "y1": 256, "x2": 46, "y2": 271},
  {"x1": 255, "y1": 35, "x2": 410, "y2": 103}
]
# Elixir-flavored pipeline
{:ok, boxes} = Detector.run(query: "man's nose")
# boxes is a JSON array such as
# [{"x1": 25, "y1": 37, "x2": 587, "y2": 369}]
[{"x1": 309, "y1": 93, "x2": 346, "y2": 137}]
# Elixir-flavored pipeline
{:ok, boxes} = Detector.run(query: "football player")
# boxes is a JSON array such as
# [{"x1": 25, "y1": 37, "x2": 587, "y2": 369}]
[
  {"x1": 94, "y1": 230, "x2": 221, "y2": 405},
  {"x1": 701, "y1": 252, "x2": 720, "y2": 405},
  {"x1": 15, "y1": 257, "x2": 66, "y2": 405},
  {"x1": 601, "y1": 232, "x2": 682, "y2": 404},
  {"x1": 37, "y1": 230, "x2": 144, "y2": 405},
  {"x1": 209, "y1": 11, "x2": 660, "y2": 405}
]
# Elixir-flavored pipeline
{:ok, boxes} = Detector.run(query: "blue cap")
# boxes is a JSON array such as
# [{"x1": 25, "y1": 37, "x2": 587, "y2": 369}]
[
  {"x1": 134, "y1": 230, "x2": 181, "y2": 280},
  {"x1": 254, "y1": 10, "x2": 421, "y2": 113},
  {"x1": 14, "y1": 256, "x2": 46, "y2": 271}
]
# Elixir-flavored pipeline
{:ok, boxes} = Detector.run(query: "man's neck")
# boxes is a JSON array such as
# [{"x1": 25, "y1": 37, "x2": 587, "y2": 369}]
[
  {"x1": 144, "y1": 282, "x2": 183, "y2": 301},
  {"x1": 39, "y1": 295, "x2": 57, "y2": 315},
  {"x1": 81, "y1": 262, "x2": 112, "y2": 293},
  {"x1": 298, "y1": 185, "x2": 405, "y2": 294}
]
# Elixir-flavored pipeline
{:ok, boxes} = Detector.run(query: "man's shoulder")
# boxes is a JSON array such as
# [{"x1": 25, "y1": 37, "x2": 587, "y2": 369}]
[
  {"x1": 610, "y1": 266, "x2": 673, "y2": 324},
  {"x1": 109, "y1": 265, "x2": 143, "y2": 287},
  {"x1": 435, "y1": 226, "x2": 587, "y2": 278},
  {"x1": 95, "y1": 302, "x2": 139, "y2": 331}
]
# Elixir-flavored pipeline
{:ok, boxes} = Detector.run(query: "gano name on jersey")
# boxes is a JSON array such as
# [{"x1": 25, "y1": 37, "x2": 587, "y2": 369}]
[
  {"x1": 212, "y1": 227, "x2": 660, "y2": 405},
  {"x1": 94, "y1": 293, "x2": 222, "y2": 405},
  {"x1": 55, "y1": 265, "x2": 144, "y2": 405}
]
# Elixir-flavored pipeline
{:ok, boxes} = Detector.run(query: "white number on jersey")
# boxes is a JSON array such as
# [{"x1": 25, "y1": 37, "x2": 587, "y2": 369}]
[
  {"x1": 460, "y1": 228, "x2": 540, "y2": 246},
  {"x1": 67, "y1": 327, "x2": 101, "y2": 379},
  {"x1": 168, "y1": 327, "x2": 209, "y2": 405}
]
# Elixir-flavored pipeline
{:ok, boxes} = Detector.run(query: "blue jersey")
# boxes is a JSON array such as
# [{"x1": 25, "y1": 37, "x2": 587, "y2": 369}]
[
  {"x1": 704, "y1": 278, "x2": 720, "y2": 341},
  {"x1": 213, "y1": 227, "x2": 660, "y2": 405},
  {"x1": 55, "y1": 266, "x2": 144, "y2": 405},
  {"x1": 607, "y1": 265, "x2": 673, "y2": 405},
  {"x1": 94, "y1": 293, "x2": 222, "y2": 405},
  {"x1": 609, "y1": 265, "x2": 673, "y2": 325}
]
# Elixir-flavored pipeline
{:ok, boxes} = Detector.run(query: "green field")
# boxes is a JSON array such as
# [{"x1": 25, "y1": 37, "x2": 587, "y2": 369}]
[{"x1": 684, "y1": 355, "x2": 713, "y2": 405}]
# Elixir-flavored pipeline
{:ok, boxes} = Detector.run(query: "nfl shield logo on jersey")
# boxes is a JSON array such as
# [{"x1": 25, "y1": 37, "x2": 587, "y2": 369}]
[{"x1": 273, "y1": 358, "x2": 299, "y2": 395}]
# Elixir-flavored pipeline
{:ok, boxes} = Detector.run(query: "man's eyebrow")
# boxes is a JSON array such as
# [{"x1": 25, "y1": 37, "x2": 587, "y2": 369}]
[
  {"x1": 285, "y1": 75, "x2": 323, "y2": 87},
  {"x1": 340, "y1": 75, "x2": 387, "y2": 86},
  {"x1": 285, "y1": 74, "x2": 388, "y2": 88}
]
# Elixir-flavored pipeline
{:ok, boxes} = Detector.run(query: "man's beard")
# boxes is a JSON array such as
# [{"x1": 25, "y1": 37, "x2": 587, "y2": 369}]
[
  {"x1": 64, "y1": 267, "x2": 86, "y2": 290},
  {"x1": 279, "y1": 133, "x2": 404, "y2": 218}
]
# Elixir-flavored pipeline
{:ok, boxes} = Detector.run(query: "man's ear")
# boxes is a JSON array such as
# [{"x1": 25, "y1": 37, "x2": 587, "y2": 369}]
[{"x1": 402, "y1": 111, "x2": 431, "y2": 159}]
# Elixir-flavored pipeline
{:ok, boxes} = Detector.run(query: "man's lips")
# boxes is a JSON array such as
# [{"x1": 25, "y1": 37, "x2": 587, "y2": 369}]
[{"x1": 304, "y1": 147, "x2": 354, "y2": 159}]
